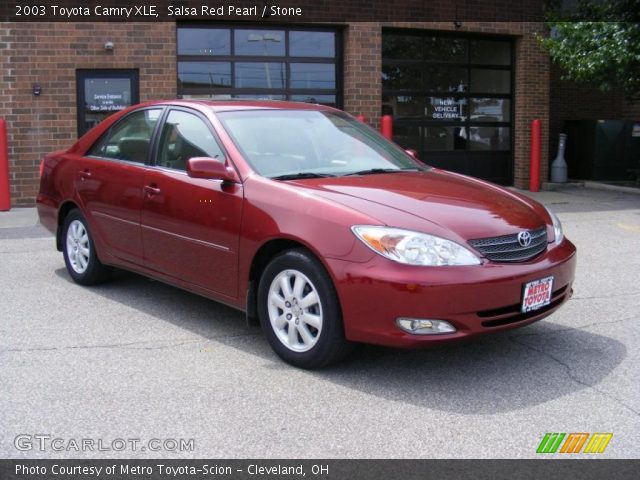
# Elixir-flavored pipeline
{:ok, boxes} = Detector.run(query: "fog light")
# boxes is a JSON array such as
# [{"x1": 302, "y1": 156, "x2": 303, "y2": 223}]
[{"x1": 396, "y1": 317, "x2": 456, "y2": 335}]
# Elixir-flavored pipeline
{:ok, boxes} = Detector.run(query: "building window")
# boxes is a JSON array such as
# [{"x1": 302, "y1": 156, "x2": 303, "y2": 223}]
[
  {"x1": 177, "y1": 25, "x2": 341, "y2": 107},
  {"x1": 382, "y1": 30, "x2": 513, "y2": 185}
]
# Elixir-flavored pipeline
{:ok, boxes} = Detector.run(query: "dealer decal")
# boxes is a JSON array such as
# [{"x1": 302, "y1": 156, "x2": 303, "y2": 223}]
[{"x1": 522, "y1": 276, "x2": 554, "y2": 313}]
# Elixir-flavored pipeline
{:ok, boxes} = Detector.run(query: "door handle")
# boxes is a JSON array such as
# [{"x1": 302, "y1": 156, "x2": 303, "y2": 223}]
[
  {"x1": 144, "y1": 185, "x2": 161, "y2": 196},
  {"x1": 78, "y1": 169, "x2": 92, "y2": 181}
]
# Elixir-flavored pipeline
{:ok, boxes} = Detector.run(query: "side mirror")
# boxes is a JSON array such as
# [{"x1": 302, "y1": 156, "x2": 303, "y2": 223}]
[
  {"x1": 187, "y1": 157, "x2": 237, "y2": 183},
  {"x1": 405, "y1": 149, "x2": 420, "y2": 161}
]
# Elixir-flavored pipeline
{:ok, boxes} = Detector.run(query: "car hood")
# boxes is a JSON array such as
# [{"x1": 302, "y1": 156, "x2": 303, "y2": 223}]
[{"x1": 290, "y1": 169, "x2": 548, "y2": 240}]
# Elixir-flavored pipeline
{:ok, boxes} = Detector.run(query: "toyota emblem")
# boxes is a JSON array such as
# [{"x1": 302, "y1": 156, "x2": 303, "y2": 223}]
[{"x1": 517, "y1": 231, "x2": 532, "y2": 247}]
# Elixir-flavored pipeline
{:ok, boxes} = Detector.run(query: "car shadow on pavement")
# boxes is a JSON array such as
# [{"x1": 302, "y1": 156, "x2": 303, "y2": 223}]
[
  {"x1": 55, "y1": 267, "x2": 627, "y2": 415},
  {"x1": 322, "y1": 325, "x2": 626, "y2": 414}
]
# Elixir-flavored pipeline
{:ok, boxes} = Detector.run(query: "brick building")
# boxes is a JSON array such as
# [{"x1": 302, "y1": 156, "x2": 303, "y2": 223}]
[{"x1": 1, "y1": 16, "x2": 638, "y2": 206}]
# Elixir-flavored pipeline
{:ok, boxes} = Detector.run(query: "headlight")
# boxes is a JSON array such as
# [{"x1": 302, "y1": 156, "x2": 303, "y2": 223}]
[
  {"x1": 545, "y1": 207, "x2": 563, "y2": 244},
  {"x1": 351, "y1": 226, "x2": 481, "y2": 266}
]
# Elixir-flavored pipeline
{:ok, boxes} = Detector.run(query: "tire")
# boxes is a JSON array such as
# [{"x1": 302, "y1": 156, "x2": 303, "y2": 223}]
[
  {"x1": 61, "y1": 209, "x2": 111, "y2": 285},
  {"x1": 257, "y1": 248, "x2": 353, "y2": 369}
]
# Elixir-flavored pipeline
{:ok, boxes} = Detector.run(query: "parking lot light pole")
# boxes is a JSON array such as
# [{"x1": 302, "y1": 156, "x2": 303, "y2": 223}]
[{"x1": 247, "y1": 33, "x2": 282, "y2": 94}]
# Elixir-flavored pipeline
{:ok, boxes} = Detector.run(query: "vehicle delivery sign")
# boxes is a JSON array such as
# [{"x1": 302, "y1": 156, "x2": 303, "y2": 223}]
[{"x1": 522, "y1": 276, "x2": 554, "y2": 313}]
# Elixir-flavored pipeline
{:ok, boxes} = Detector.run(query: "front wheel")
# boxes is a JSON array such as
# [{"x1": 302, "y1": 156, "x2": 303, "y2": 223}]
[
  {"x1": 257, "y1": 249, "x2": 353, "y2": 369},
  {"x1": 62, "y1": 209, "x2": 111, "y2": 285}
]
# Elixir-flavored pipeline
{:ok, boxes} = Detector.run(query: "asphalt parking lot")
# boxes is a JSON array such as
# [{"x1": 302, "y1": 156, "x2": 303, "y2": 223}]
[{"x1": 1, "y1": 185, "x2": 639, "y2": 459}]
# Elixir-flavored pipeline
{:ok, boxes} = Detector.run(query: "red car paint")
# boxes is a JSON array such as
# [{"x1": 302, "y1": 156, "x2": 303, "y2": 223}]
[{"x1": 37, "y1": 100, "x2": 576, "y2": 348}]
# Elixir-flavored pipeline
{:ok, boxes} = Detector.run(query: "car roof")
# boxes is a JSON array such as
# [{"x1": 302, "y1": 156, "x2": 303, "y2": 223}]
[{"x1": 140, "y1": 99, "x2": 336, "y2": 113}]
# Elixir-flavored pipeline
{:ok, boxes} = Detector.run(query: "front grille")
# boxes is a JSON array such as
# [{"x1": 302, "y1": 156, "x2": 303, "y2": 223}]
[{"x1": 468, "y1": 226, "x2": 548, "y2": 263}]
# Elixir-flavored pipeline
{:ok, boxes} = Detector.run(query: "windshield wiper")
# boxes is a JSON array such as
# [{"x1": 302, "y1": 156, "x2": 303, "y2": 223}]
[
  {"x1": 271, "y1": 172, "x2": 336, "y2": 181},
  {"x1": 343, "y1": 168, "x2": 420, "y2": 176}
]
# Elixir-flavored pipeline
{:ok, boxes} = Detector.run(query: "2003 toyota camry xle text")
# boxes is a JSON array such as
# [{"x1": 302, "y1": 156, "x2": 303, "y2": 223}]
[{"x1": 37, "y1": 100, "x2": 577, "y2": 368}]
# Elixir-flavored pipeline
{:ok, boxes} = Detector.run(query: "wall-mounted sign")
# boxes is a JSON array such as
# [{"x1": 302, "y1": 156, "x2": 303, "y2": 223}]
[
  {"x1": 76, "y1": 70, "x2": 139, "y2": 137},
  {"x1": 84, "y1": 79, "x2": 131, "y2": 113},
  {"x1": 88, "y1": 92, "x2": 128, "y2": 112}
]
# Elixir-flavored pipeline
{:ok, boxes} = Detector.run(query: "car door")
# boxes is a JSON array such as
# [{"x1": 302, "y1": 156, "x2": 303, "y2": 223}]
[
  {"x1": 76, "y1": 107, "x2": 162, "y2": 265},
  {"x1": 140, "y1": 108, "x2": 243, "y2": 299}
]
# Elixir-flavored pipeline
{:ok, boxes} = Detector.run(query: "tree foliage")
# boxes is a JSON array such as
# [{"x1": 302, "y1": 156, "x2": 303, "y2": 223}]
[{"x1": 539, "y1": 1, "x2": 640, "y2": 98}]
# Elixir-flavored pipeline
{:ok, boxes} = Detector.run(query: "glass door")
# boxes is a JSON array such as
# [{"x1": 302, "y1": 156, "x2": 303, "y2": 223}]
[{"x1": 382, "y1": 31, "x2": 513, "y2": 185}]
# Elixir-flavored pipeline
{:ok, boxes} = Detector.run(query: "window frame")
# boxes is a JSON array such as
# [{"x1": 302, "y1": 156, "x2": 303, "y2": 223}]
[
  {"x1": 176, "y1": 24, "x2": 343, "y2": 108},
  {"x1": 382, "y1": 29, "x2": 514, "y2": 126}
]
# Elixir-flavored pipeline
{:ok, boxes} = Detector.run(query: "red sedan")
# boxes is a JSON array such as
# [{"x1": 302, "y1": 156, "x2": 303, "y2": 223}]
[{"x1": 37, "y1": 100, "x2": 576, "y2": 368}]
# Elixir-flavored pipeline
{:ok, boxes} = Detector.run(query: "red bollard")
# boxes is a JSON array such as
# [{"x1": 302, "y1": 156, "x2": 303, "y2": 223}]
[
  {"x1": 380, "y1": 115, "x2": 393, "y2": 140},
  {"x1": 356, "y1": 115, "x2": 366, "y2": 123},
  {"x1": 529, "y1": 119, "x2": 541, "y2": 192},
  {"x1": 0, "y1": 119, "x2": 11, "y2": 211}
]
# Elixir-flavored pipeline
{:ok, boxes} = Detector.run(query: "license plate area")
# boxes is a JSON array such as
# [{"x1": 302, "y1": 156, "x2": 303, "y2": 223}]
[{"x1": 521, "y1": 276, "x2": 554, "y2": 313}]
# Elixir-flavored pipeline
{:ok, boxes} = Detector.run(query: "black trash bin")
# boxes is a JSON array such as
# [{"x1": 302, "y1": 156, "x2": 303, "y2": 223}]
[{"x1": 564, "y1": 120, "x2": 640, "y2": 181}]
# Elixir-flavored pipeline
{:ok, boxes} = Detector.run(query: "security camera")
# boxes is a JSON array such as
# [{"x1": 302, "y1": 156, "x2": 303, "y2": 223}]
[{"x1": 104, "y1": 41, "x2": 114, "y2": 51}]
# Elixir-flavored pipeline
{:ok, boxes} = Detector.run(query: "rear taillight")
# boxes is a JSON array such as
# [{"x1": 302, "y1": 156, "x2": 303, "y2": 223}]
[{"x1": 39, "y1": 159, "x2": 44, "y2": 178}]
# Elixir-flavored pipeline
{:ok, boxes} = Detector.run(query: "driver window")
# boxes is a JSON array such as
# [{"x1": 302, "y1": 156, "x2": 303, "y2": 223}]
[{"x1": 157, "y1": 110, "x2": 224, "y2": 171}]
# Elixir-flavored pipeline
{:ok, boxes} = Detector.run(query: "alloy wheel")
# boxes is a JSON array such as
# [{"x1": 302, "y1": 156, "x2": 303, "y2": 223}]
[
  {"x1": 267, "y1": 269, "x2": 323, "y2": 352},
  {"x1": 66, "y1": 219, "x2": 90, "y2": 274}
]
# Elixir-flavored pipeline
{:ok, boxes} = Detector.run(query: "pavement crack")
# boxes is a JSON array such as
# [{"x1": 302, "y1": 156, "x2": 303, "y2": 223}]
[
  {"x1": 0, "y1": 338, "x2": 200, "y2": 353},
  {"x1": 0, "y1": 250, "x2": 48, "y2": 254},
  {"x1": 0, "y1": 332, "x2": 260, "y2": 354},
  {"x1": 571, "y1": 292, "x2": 640, "y2": 301},
  {"x1": 509, "y1": 335, "x2": 640, "y2": 418}
]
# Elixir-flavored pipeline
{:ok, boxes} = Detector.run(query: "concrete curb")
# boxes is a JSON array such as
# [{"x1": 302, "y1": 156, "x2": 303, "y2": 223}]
[
  {"x1": 583, "y1": 181, "x2": 640, "y2": 196},
  {"x1": 542, "y1": 181, "x2": 640, "y2": 196}
]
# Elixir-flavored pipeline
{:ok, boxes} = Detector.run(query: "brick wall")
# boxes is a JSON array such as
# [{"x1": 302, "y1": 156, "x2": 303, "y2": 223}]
[
  {"x1": 342, "y1": 23, "x2": 382, "y2": 129},
  {"x1": 622, "y1": 100, "x2": 640, "y2": 119},
  {"x1": 0, "y1": 22, "x2": 176, "y2": 206},
  {"x1": 512, "y1": 23, "x2": 550, "y2": 188}
]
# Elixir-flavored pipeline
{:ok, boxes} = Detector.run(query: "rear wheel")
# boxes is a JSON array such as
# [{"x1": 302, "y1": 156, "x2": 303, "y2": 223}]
[
  {"x1": 62, "y1": 209, "x2": 111, "y2": 285},
  {"x1": 257, "y1": 249, "x2": 352, "y2": 368}
]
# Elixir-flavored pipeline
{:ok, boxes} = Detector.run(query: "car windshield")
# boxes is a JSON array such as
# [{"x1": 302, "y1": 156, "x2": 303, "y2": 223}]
[{"x1": 216, "y1": 109, "x2": 425, "y2": 179}]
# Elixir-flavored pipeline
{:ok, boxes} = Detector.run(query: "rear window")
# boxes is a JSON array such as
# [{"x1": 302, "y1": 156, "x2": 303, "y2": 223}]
[{"x1": 88, "y1": 109, "x2": 162, "y2": 163}]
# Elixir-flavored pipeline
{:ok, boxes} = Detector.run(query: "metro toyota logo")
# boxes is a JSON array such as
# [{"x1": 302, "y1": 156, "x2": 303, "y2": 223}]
[{"x1": 517, "y1": 231, "x2": 532, "y2": 247}]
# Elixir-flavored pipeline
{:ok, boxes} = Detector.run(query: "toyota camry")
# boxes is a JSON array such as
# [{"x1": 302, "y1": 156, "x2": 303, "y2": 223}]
[{"x1": 37, "y1": 100, "x2": 577, "y2": 368}]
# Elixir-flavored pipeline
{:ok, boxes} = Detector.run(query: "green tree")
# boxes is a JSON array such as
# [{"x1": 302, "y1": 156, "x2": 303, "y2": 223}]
[{"x1": 539, "y1": 1, "x2": 640, "y2": 98}]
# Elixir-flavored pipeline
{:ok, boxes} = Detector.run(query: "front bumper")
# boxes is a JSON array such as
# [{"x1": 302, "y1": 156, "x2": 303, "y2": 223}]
[{"x1": 327, "y1": 239, "x2": 577, "y2": 348}]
